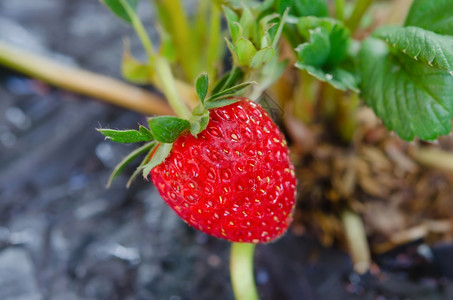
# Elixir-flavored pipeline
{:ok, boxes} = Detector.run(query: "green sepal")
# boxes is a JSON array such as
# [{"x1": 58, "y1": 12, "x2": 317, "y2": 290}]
[
  {"x1": 204, "y1": 98, "x2": 240, "y2": 110},
  {"x1": 211, "y1": 68, "x2": 244, "y2": 95},
  {"x1": 97, "y1": 128, "x2": 154, "y2": 143},
  {"x1": 207, "y1": 81, "x2": 255, "y2": 102},
  {"x1": 148, "y1": 116, "x2": 190, "y2": 143},
  {"x1": 225, "y1": 38, "x2": 239, "y2": 66},
  {"x1": 261, "y1": 34, "x2": 272, "y2": 48},
  {"x1": 139, "y1": 125, "x2": 154, "y2": 140},
  {"x1": 106, "y1": 141, "x2": 155, "y2": 187},
  {"x1": 142, "y1": 143, "x2": 173, "y2": 178},
  {"x1": 258, "y1": 14, "x2": 279, "y2": 36},
  {"x1": 195, "y1": 72, "x2": 209, "y2": 104},
  {"x1": 126, "y1": 146, "x2": 155, "y2": 188},
  {"x1": 239, "y1": 4, "x2": 257, "y2": 43},
  {"x1": 100, "y1": 0, "x2": 139, "y2": 24},
  {"x1": 269, "y1": 7, "x2": 289, "y2": 49},
  {"x1": 190, "y1": 107, "x2": 210, "y2": 135},
  {"x1": 223, "y1": 6, "x2": 241, "y2": 42},
  {"x1": 250, "y1": 47, "x2": 275, "y2": 69},
  {"x1": 235, "y1": 38, "x2": 257, "y2": 66}
]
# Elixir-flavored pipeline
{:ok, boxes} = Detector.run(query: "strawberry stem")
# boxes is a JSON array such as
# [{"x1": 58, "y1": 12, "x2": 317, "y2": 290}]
[
  {"x1": 0, "y1": 41, "x2": 173, "y2": 116},
  {"x1": 335, "y1": 0, "x2": 345, "y2": 22},
  {"x1": 121, "y1": 0, "x2": 192, "y2": 120},
  {"x1": 120, "y1": 0, "x2": 155, "y2": 61},
  {"x1": 230, "y1": 243, "x2": 259, "y2": 300},
  {"x1": 154, "y1": 57, "x2": 192, "y2": 119},
  {"x1": 346, "y1": 0, "x2": 375, "y2": 33}
]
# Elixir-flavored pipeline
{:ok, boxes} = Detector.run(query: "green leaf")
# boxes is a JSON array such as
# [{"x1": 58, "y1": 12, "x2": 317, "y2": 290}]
[
  {"x1": 97, "y1": 128, "x2": 153, "y2": 143},
  {"x1": 211, "y1": 68, "x2": 244, "y2": 95},
  {"x1": 374, "y1": 26, "x2": 453, "y2": 73},
  {"x1": 195, "y1": 73, "x2": 209, "y2": 104},
  {"x1": 297, "y1": 17, "x2": 350, "y2": 66},
  {"x1": 100, "y1": 0, "x2": 139, "y2": 24},
  {"x1": 405, "y1": 0, "x2": 453, "y2": 35},
  {"x1": 239, "y1": 5, "x2": 257, "y2": 43},
  {"x1": 225, "y1": 38, "x2": 239, "y2": 66},
  {"x1": 148, "y1": 116, "x2": 190, "y2": 143},
  {"x1": 259, "y1": 14, "x2": 279, "y2": 38},
  {"x1": 360, "y1": 37, "x2": 453, "y2": 141},
  {"x1": 276, "y1": 0, "x2": 328, "y2": 17},
  {"x1": 224, "y1": 6, "x2": 241, "y2": 42},
  {"x1": 250, "y1": 47, "x2": 275, "y2": 68},
  {"x1": 107, "y1": 142, "x2": 155, "y2": 187},
  {"x1": 295, "y1": 62, "x2": 359, "y2": 92},
  {"x1": 190, "y1": 109, "x2": 210, "y2": 135},
  {"x1": 207, "y1": 81, "x2": 255, "y2": 102},
  {"x1": 261, "y1": 33, "x2": 272, "y2": 48},
  {"x1": 294, "y1": 17, "x2": 356, "y2": 92},
  {"x1": 270, "y1": 7, "x2": 289, "y2": 49},
  {"x1": 235, "y1": 38, "x2": 257, "y2": 66},
  {"x1": 192, "y1": 103, "x2": 205, "y2": 116},
  {"x1": 296, "y1": 26, "x2": 330, "y2": 67},
  {"x1": 142, "y1": 143, "x2": 173, "y2": 178}
]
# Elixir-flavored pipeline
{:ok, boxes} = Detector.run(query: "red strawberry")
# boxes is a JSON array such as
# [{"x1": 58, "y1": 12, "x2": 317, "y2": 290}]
[{"x1": 150, "y1": 98, "x2": 296, "y2": 243}]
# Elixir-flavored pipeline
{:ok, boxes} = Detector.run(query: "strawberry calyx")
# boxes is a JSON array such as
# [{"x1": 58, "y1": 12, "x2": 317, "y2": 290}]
[{"x1": 97, "y1": 72, "x2": 255, "y2": 187}]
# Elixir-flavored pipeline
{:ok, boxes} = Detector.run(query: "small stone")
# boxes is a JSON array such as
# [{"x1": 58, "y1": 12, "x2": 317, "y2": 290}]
[{"x1": 0, "y1": 248, "x2": 41, "y2": 300}]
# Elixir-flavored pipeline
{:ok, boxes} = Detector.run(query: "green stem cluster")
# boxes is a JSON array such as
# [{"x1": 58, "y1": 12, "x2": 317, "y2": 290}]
[{"x1": 153, "y1": 0, "x2": 222, "y2": 83}]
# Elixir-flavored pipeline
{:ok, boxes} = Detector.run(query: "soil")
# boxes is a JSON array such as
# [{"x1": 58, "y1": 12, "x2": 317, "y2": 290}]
[{"x1": 1, "y1": 1, "x2": 453, "y2": 299}]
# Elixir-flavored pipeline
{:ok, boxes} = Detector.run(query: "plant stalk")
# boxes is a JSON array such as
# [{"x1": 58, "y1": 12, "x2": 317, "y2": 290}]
[
  {"x1": 123, "y1": 0, "x2": 192, "y2": 119},
  {"x1": 120, "y1": 0, "x2": 155, "y2": 60},
  {"x1": 341, "y1": 209, "x2": 371, "y2": 274},
  {"x1": 154, "y1": 57, "x2": 192, "y2": 119},
  {"x1": 0, "y1": 41, "x2": 173, "y2": 116},
  {"x1": 412, "y1": 148, "x2": 453, "y2": 172},
  {"x1": 335, "y1": 0, "x2": 345, "y2": 22},
  {"x1": 230, "y1": 243, "x2": 259, "y2": 300},
  {"x1": 346, "y1": 0, "x2": 375, "y2": 33},
  {"x1": 206, "y1": 2, "x2": 222, "y2": 82},
  {"x1": 335, "y1": 89, "x2": 359, "y2": 142},
  {"x1": 153, "y1": 0, "x2": 198, "y2": 82}
]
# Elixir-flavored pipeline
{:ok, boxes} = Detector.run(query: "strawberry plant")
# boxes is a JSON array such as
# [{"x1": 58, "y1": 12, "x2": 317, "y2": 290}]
[{"x1": 1, "y1": 0, "x2": 453, "y2": 299}]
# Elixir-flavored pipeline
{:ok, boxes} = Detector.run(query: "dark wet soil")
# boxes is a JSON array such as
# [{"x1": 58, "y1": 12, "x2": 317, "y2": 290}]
[{"x1": 1, "y1": 1, "x2": 453, "y2": 299}]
